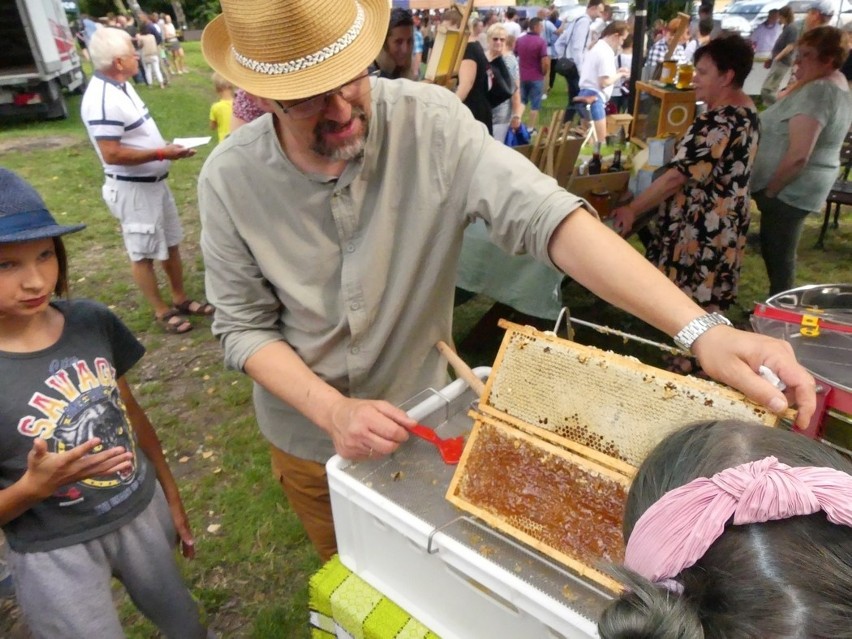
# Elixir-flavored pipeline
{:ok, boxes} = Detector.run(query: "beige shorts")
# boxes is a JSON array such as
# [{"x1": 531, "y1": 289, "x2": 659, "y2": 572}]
[{"x1": 102, "y1": 178, "x2": 183, "y2": 262}]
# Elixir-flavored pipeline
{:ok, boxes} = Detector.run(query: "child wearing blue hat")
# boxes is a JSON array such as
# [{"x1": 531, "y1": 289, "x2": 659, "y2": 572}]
[{"x1": 0, "y1": 169, "x2": 210, "y2": 638}]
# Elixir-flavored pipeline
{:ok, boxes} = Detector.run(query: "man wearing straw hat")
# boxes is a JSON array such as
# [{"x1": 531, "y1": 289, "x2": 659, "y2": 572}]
[{"x1": 198, "y1": 0, "x2": 817, "y2": 561}]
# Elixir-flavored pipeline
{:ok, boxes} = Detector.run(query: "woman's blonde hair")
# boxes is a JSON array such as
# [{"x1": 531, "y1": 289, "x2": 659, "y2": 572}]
[{"x1": 486, "y1": 23, "x2": 507, "y2": 40}]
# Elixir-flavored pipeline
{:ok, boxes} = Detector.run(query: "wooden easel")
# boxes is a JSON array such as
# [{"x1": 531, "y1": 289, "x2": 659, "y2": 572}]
[
  {"x1": 651, "y1": 12, "x2": 691, "y2": 81},
  {"x1": 666, "y1": 12, "x2": 692, "y2": 61},
  {"x1": 423, "y1": 2, "x2": 474, "y2": 88}
]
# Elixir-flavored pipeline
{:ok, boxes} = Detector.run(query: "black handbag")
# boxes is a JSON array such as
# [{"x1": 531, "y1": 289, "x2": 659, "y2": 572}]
[
  {"x1": 554, "y1": 56, "x2": 577, "y2": 78},
  {"x1": 487, "y1": 56, "x2": 514, "y2": 107}
]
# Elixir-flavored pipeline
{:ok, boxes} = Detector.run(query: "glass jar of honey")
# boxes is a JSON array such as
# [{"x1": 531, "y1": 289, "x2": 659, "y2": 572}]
[
  {"x1": 587, "y1": 189, "x2": 612, "y2": 218},
  {"x1": 660, "y1": 60, "x2": 677, "y2": 84},
  {"x1": 675, "y1": 63, "x2": 694, "y2": 89}
]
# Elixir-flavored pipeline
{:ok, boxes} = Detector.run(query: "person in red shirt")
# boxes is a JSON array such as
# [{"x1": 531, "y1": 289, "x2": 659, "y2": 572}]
[{"x1": 515, "y1": 17, "x2": 550, "y2": 129}]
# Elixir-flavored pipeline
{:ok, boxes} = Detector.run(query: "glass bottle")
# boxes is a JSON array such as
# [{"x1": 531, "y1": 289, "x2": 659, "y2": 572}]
[
  {"x1": 588, "y1": 143, "x2": 602, "y2": 175},
  {"x1": 609, "y1": 149, "x2": 623, "y2": 173}
]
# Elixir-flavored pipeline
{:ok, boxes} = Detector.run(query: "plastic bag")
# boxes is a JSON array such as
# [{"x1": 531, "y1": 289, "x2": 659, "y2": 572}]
[{"x1": 504, "y1": 123, "x2": 531, "y2": 147}]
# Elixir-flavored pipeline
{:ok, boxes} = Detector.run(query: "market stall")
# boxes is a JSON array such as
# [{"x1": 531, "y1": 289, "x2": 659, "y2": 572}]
[{"x1": 319, "y1": 323, "x2": 789, "y2": 638}]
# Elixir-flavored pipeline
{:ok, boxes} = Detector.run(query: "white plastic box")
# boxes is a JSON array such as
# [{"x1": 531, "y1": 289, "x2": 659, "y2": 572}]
[{"x1": 328, "y1": 370, "x2": 604, "y2": 639}]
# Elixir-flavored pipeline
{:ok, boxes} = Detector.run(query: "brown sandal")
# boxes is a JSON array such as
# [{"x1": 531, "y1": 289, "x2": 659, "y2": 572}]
[
  {"x1": 174, "y1": 299, "x2": 215, "y2": 317},
  {"x1": 156, "y1": 310, "x2": 193, "y2": 335}
]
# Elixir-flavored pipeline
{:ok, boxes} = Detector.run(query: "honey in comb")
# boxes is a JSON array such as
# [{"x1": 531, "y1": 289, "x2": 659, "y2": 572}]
[{"x1": 453, "y1": 421, "x2": 627, "y2": 572}]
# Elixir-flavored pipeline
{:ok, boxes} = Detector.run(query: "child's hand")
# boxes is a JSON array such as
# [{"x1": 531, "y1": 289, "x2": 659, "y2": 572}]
[
  {"x1": 22, "y1": 438, "x2": 133, "y2": 500},
  {"x1": 166, "y1": 494, "x2": 196, "y2": 559}
]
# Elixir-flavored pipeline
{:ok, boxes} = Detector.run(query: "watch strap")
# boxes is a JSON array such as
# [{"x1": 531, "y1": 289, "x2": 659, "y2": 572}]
[{"x1": 673, "y1": 313, "x2": 733, "y2": 352}]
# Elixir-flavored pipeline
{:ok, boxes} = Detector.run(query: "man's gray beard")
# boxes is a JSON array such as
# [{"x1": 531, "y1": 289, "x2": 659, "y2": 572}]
[
  {"x1": 327, "y1": 135, "x2": 367, "y2": 161},
  {"x1": 312, "y1": 107, "x2": 368, "y2": 160}
]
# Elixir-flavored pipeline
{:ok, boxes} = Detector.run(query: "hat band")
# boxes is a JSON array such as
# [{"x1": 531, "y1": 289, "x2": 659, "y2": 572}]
[
  {"x1": 231, "y1": 2, "x2": 365, "y2": 76},
  {"x1": 0, "y1": 208, "x2": 56, "y2": 237}
]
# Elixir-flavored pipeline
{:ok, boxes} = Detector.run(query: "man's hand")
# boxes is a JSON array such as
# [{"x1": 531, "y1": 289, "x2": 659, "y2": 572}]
[
  {"x1": 691, "y1": 326, "x2": 817, "y2": 429},
  {"x1": 327, "y1": 398, "x2": 415, "y2": 460},
  {"x1": 21, "y1": 438, "x2": 133, "y2": 500},
  {"x1": 161, "y1": 144, "x2": 196, "y2": 160}
]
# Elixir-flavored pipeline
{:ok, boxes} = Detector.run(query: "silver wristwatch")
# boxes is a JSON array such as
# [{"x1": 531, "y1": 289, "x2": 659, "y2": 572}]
[{"x1": 673, "y1": 313, "x2": 733, "y2": 352}]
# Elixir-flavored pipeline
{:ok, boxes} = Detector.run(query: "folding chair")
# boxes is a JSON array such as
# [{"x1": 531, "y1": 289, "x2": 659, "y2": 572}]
[{"x1": 816, "y1": 127, "x2": 852, "y2": 249}]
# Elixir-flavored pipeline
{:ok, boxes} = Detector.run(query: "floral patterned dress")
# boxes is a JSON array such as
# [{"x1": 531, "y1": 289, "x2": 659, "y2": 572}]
[{"x1": 645, "y1": 105, "x2": 759, "y2": 311}]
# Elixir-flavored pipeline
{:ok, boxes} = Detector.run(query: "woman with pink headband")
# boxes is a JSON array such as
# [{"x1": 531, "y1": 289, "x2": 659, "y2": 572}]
[{"x1": 598, "y1": 419, "x2": 852, "y2": 638}]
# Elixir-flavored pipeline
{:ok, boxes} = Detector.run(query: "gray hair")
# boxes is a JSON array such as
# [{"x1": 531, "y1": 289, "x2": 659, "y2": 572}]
[
  {"x1": 89, "y1": 27, "x2": 133, "y2": 71},
  {"x1": 598, "y1": 420, "x2": 852, "y2": 639}
]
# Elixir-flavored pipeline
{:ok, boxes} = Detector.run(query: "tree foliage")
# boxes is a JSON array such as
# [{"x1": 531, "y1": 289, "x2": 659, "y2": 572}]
[{"x1": 78, "y1": 0, "x2": 220, "y2": 27}]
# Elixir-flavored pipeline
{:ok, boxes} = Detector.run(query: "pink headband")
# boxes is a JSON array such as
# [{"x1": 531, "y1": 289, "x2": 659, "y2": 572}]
[{"x1": 624, "y1": 456, "x2": 852, "y2": 588}]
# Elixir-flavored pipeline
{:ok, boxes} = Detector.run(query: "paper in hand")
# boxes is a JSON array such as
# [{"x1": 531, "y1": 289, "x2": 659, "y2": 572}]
[{"x1": 173, "y1": 136, "x2": 212, "y2": 149}]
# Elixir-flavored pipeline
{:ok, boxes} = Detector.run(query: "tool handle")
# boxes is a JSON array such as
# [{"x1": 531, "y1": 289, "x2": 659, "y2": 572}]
[{"x1": 436, "y1": 340, "x2": 486, "y2": 397}]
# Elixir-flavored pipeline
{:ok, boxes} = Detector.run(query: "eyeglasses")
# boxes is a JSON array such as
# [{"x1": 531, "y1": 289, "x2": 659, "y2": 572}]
[
  {"x1": 491, "y1": 37, "x2": 506, "y2": 41},
  {"x1": 277, "y1": 70, "x2": 380, "y2": 120}
]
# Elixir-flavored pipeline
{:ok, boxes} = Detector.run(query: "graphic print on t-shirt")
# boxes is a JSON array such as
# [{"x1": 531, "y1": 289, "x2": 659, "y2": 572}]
[{"x1": 16, "y1": 356, "x2": 139, "y2": 505}]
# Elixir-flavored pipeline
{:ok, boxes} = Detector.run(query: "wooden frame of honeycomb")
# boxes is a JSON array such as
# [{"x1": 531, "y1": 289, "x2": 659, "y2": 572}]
[{"x1": 447, "y1": 321, "x2": 783, "y2": 593}]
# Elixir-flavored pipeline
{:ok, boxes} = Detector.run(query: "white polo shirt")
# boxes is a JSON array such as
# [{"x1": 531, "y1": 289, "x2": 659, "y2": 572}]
[{"x1": 81, "y1": 72, "x2": 171, "y2": 178}]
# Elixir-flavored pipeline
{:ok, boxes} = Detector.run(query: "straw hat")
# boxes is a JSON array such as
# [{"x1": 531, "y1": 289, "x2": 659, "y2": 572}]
[
  {"x1": 0, "y1": 169, "x2": 85, "y2": 244},
  {"x1": 202, "y1": 0, "x2": 389, "y2": 100}
]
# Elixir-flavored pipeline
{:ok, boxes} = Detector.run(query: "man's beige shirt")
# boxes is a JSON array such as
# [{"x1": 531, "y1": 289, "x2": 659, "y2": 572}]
[{"x1": 198, "y1": 78, "x2": 585, "y2": 462}]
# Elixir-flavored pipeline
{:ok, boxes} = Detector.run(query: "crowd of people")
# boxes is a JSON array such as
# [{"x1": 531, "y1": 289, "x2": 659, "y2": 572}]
[
  {"x1": 73, "y1": 11, "x2": 189, "y2": 90},
  {"x1": 1, "y1": 0, "x2": 850, "y2": 638}
]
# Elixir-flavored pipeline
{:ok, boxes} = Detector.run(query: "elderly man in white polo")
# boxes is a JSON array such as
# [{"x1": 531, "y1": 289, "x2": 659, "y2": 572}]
[
  {"x1": 197, "y1": 0, "x2": 817, "y2": 561},
  {"x1": 82, "y1": 27, "x2": 213, "y2": 335}
]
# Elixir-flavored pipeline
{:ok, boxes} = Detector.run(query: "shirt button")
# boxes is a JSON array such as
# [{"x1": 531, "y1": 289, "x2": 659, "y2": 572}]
[
  {"x1": 346, "y1": 244, "x2": 355, "y2": 253},
  {"x1": 350, "y1": 302, "x2": 360, "y2": 311},
  {"x1": 350, "y1": 346, "x2": 360, "y2": 354}
]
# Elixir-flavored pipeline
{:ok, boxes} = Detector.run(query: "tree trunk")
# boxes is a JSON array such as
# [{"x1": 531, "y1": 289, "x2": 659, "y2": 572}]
[{"x1": 171, "y1": 1, "x2": 188, "y2": 30}]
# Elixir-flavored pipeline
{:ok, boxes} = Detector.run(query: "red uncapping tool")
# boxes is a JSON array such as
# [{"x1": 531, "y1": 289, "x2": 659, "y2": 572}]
[{"x1": 408, "y1": 424, "x2": 464, "y2": 464}]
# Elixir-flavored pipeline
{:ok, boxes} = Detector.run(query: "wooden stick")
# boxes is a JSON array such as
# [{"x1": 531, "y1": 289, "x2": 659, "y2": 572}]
[{"x1": 436, "y1": 341, "x2": 486, "y2": 396}]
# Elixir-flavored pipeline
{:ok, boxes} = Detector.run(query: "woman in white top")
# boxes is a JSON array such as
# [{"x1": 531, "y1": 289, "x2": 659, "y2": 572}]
[{"x1": 577, "y1": 21, "x2": 630, "y2": 142}]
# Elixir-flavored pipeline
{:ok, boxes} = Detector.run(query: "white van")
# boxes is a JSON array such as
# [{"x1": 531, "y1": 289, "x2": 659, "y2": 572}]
[
  {"x1": 0, "y1": 0, "x2": 85, "y2": 120},
  {"x1": 716, "y1": 0, "x2": 789, "y2": 37}
]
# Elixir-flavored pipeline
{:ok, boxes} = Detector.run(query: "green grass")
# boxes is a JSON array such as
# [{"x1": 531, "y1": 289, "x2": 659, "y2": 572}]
[
  {"x1": 1, "y1": 43, "x2": 320, "y2": 639},
  {"x1": 1, "y1": 41, "x2": 850, "y2": 638}
]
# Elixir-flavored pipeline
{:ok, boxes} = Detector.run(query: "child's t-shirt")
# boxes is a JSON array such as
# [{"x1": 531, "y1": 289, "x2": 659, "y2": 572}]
[
  {"x1": 0, "y1": 299, "x2": 155, "y2": 553},
  {"x1": 210, "y1": 98, "x2": 233, "y2": 142}
]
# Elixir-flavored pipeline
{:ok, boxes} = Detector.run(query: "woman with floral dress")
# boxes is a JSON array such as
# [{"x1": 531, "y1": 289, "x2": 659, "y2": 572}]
[
  {"x1": 613, "y1": 36, "x2": 758, "y2": 310},
  {"x1": 612, "y1": 35, "x2": 758, "y2": 372}
]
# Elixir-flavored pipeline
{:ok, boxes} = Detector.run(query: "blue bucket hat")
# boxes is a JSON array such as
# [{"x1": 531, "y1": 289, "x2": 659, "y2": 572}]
[{"x1": 0, "y1": 168, "x2": 85, "y2": 243}]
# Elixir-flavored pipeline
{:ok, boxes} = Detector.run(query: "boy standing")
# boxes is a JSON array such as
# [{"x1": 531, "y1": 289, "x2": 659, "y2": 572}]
[{"x1": 209, "y1": 73, "x2": 234, "y2": 142}]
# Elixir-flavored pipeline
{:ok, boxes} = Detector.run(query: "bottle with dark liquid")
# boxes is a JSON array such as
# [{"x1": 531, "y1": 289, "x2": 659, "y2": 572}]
[
  {"x1": 588, "y1": 143, "x2": 602, "y2": 175},
  {"x1": 609, "y1": 149, "x2": 623, "y2": 173}
]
